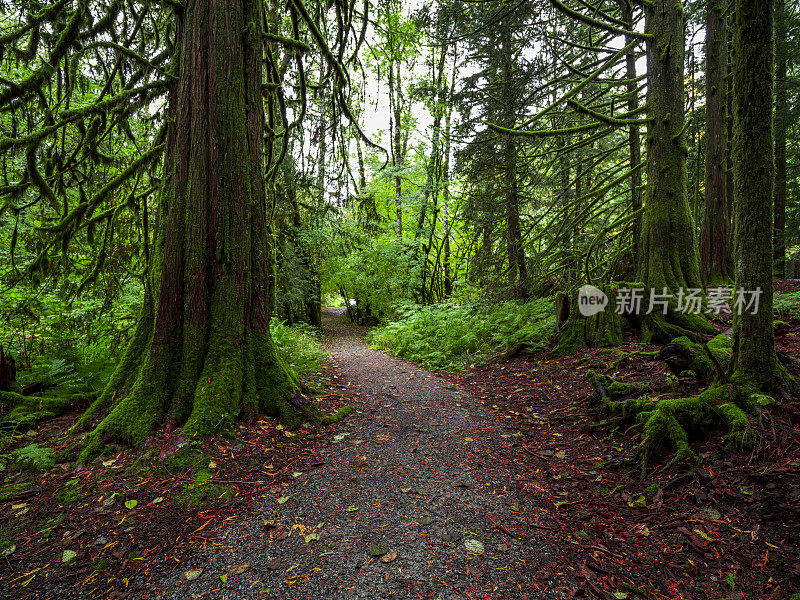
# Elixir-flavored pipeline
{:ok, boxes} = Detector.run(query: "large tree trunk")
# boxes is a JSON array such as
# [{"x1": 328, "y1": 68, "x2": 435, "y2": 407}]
[
  {"x1": 773, "y1": 0, "x2": 787, "y2": 279},
  {"x1": 700, "y1": 0, "x2": 732, "y2": 285},
  {"x1": 78, "y1": 0, "x2": 298, "y2": 454},
  {"x1": 730, "y1": 0, "x2": 786, "y2": 389},
  {"x1": 637, "y1": 0, "x2": 714, "y2": 342}
]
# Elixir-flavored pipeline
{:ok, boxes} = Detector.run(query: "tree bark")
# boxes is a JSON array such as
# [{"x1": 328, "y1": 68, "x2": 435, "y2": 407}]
[
  {"x1": 731, "y1": 0, "x2": 785, "y2": 388},
  {"x1": 500, "y1": 24, "x2": 528, "y2": 298},
  {"x1": 773, "y1": 0, "x2": 787, "y2": 278},
  {"x1": 78, "y1": 0, "x2": 298, "y2": 454},
  {"x1": 637, "y1": 0, "x2": 714, "y2": 342},
  {"x1": 700, "y1": 0, "x2": 732, "y2": 285},
  {"x1": 621, "y1": 1, "x2": 642, "y2": 265}
]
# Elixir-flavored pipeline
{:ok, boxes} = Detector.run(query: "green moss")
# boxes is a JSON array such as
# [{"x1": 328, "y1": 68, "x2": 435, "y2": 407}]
[
  {"x1": 39, "y1": 513, "x2": 66, "y2": 539},
  {"x1": 57, "y1": 478, "x2": 86, "y2": 505},
  {"x1": 320, "y1": 405, "x2": 353, "y2": 425},
  {"x1": 588, "y1": 370, "x2": 649, "y2": 400},
  {"x1": 162, "y1": 447, "x2": 208, "y2": 476},
  {"x1": 0, "y1": 481, "x2": 32, "y2": 501},
  {"x1": 645, "y1": 483, "x2": 660, "y2": 500},
  {"x1": 93, "y1": 558, "x2": 111, "y2": 572},
  {"x1": 176, "y1": 476, "x2": 234, "y2": 508}
]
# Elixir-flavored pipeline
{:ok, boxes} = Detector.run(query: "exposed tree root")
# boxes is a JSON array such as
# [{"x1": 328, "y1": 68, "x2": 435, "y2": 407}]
[{"x1": 588, "y1": 351, "x2": 774, "y2": 476}]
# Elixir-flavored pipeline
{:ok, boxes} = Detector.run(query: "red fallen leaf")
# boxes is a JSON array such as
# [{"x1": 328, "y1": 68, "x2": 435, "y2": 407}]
[
  {"x1": 274, "y1": 530, "x2": 290, "y2": 540},
  {"x1": 534, "y1": 569, "x2": 552, "y2": 581},
  {"x1": 468, "y1": 563, "x2": 486, "y2": 578},
  {"x1": 575, "y1": 563, "x2": 594, "y2": 579},
  {"x1": 265, "y1": 558, "x2": 281, "y2": 570}
]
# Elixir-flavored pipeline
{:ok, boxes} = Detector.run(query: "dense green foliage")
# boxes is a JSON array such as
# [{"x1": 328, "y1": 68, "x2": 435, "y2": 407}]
[{"x1": 368, "y1": 298, "x2": 555, "y2": 368}]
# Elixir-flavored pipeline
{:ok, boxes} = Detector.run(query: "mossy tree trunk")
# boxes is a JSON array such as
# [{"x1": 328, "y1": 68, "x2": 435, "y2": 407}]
[
  {"x1": 700, "y1": 0, "x2": 732, "y2": 285},
  {"x1": 636, "y1": 0, "x2": 714, "y2": 342},
  {"x1": 773, "y1": 0, "x2": 787, "y2": 279},
  {"x1": 730, "y1": 0, "x2": 787, "y2": 390},
  {"x1": 77, "y1": 0, "x2": 298, "y2": 455},
  {"x1": 500, "y1": 24, "x2": 528, "y2": 299}
]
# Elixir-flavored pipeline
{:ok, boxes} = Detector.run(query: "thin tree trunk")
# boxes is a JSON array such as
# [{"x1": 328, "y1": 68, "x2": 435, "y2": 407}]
[
  {"x1": 773, "y1": 0, "x2": 787, "y2": 278},
  {"x1": 621, "y1": 1, "x2": 641, "y2": 264},
  {"x1": 700, "y1": 0, "x2": 731, "y2": 284}
]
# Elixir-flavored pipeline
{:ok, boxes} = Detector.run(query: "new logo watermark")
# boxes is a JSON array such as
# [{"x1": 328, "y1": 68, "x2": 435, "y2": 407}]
[
  {"x1": 578, "y1": 285, "x2": 609, "y2": 316},
  {"x1": 576, "y1": 286, "x2": 762, "y2": 316}
]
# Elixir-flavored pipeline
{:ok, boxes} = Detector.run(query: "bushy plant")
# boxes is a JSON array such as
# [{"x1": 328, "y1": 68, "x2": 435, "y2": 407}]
[
  {"x1": 270, "y1": 320, "x2": 328, "y2": 376},
  {"x1": 7, "y1": 443, "x2": 56, "y2": 473},
  {"x1": 774, "y1": 291, "x2": 800, "y2": 320},
  {"x1": 368, "y1": 297, "x2": 555, "y2": 368}
]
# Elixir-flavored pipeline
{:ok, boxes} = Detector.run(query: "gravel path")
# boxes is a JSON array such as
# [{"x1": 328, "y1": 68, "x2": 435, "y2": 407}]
[{"x1": 148, "y1": 309, "x2": 566, "y2": 600}]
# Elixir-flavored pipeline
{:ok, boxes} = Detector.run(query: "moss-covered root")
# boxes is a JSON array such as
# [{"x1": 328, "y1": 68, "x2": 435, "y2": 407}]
[
  {"x1": 636, "y1": 384, "x2": 758, "y2": 476},
  {"x1": 639, "y1": 309, "x2": 717, "y2": 345},
  {"x1": 588, "y1": 370, "x2": 650, "y2": 401},
  {"x1": 657, "y1": 334, "x2": 733, "y2": 384}
]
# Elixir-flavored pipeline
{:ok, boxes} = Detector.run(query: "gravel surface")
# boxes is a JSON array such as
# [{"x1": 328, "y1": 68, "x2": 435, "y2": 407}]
[{"x1": 143, "y1": 309, "x2": 568, "y2": 599}]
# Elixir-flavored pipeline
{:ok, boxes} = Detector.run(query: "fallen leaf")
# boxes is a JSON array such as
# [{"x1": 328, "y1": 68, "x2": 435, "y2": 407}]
[
  {"x1": 304, "y1": 533, "x2": 320, "y2": 543},
  {"x1": 184, "y1": 569, "x2": 203, "y2": 581},
  {"x1": 418, "y1": 517, "x2": 433, "y2": 526},
  {"x1": 229, "y1": 563, "x2": 249, "y2": 574},
  {"x1": 152, "y1": 497, "x2": 164, "y2": 504},
  {"x1": 102, "y1": 459, "x2": 117, "y2": 467},
  {"x1": 380, "y1": 551, "x2": 397, "y2": 563},
  {"x1": 220, "y1": 574, "x2": 228, "y2": 583},
  {"x1": 208, "y1": 461, "x2": 217, "y2": 469},
  {"x1": 124, "y1": 500, "x2": 138, "y2": 510},
  {"x1": 468, "y1": 563, "x2": 486, "y2": 578},
  {"x1": 554, "y1": 450, "x2": 566, "y2": 459},
  {"x1": 534, "y1": 569, "x2": 552, "y2": 581},
  {"x1": 274, "y1": 530, "x2": 290, "y2": 540},
  {"x1": 277, "y1": 496, "x2": 290, "y2": 504},
  {"x1": 368, "y1": 543, "x2": 389, "y2": 557},
  {"x1": 496, "y1": 543, "x2": 509, "y2": 553},
  {"x1": 343, "y1": 506, "x2": 359, "y2": 512},
  {"x1": 62, "y1": 550, "x2": 77, "y2": 564},
  {"x1": 1, "y1": 545, "x2": 16, "y2": 557},
  {"x1": 265, "y1": 558, "x2": 281, "y2": 570},
  {"x1": 464, "y1": 539, "x2": 485, "y2": 555}
]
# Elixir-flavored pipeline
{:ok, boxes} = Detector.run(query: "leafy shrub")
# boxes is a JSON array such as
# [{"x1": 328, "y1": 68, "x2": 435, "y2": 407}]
[
  {"x1": 368, "y1": 297, "x2": 555, "y2": 369},
  {"x1": 270, "y1": 320, "x2": 328, "y2": 376},
  {"x1": 8, "y1": 443, "x2": 56, "y2": 472},
  {"x1": 774, "y1": 291, "x2": 800, "y2": 320}
]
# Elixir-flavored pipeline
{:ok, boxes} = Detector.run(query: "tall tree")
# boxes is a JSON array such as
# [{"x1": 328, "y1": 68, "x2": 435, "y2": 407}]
[
  {"x1": 636, "y1": 0, "x2": 714, "y2": 341},
  {"x1": 773, "y1": 0, "x2": 788, "y2": 278},
  {"x1": 730, "y1": 0, "x2": 787, "y2": 389},
  {"x1": 78, "y1": 0, "x2": 301, "y2": 454},
  {"x1": 700, "y1": 0, "x2": 732, "y2": 284}
]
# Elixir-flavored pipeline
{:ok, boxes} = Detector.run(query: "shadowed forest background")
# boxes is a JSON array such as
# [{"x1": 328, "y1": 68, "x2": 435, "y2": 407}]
[{"x1": 1, "y1": 0, "x2": 800, "y2": 597}]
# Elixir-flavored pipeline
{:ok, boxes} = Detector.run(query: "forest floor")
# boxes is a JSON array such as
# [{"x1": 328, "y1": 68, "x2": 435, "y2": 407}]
[{"x1": 0, "y1": 298, "x2": 798, "y2": 600}]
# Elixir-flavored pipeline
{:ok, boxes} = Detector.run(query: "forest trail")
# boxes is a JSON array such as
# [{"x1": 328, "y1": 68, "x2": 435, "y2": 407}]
[{"x1": 151, "y1": 307, "x2": 563, "y2": 599}]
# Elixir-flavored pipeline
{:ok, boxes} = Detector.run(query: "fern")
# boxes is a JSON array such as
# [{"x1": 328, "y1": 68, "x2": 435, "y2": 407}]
[{"x1": 8, "y1": 443, "x2": 56, "y2": 472}]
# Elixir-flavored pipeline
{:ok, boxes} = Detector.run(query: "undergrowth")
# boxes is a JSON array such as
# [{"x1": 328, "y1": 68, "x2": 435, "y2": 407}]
[
  {"x1": 367, "y1": 298, "x2": 555, "y2": 369},
  {"x1": 774, "y1": 291, "x2": 800, "y2": 320},
  {"x1": 270, "y1": 320, "x2": 328, "y2": 376}
]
